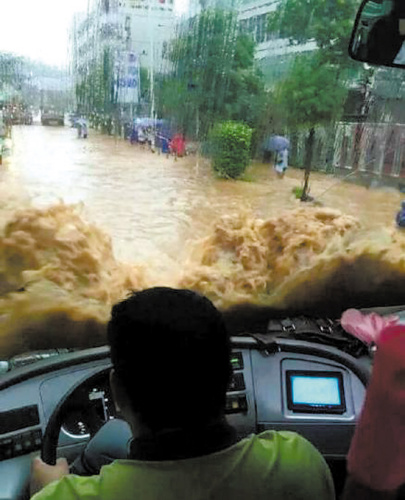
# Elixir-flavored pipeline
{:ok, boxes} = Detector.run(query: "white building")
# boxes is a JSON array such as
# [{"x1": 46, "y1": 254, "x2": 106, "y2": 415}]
[
  {"x1": 185, "y1": 0, "x2": 316, "y2": 86},
  {"x1": 238, "y1": 0, "x2": 316, "y2": 86},
  {"x1": 72, "y1": 0, "x2": 178, "y2": 113},
  {"x1": 73, "y1": 0, "x2": 176, "y2": 73},
  {"x1": 117, "y1": 0, "x2": 176, "y2": 73}
]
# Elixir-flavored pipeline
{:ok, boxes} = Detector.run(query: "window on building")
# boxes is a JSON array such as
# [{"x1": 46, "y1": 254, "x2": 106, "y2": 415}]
[
  {"x1": 248, "y1": 16, "x2": 256, "y2": 34},
  {"x1": 256, "y1": 14, "x2": 267, "y2": 44},
  {"x1": 240, "y1": 19, "x2": 248, "y2": 34},
  {"x1": 162, "y1": 41, "x2": 168, "y2": 58}
]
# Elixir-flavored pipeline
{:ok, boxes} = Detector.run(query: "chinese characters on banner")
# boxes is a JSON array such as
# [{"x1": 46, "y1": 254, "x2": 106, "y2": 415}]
[{"x1": 116, "y1": 52, "x2": 139, "y2": 104}]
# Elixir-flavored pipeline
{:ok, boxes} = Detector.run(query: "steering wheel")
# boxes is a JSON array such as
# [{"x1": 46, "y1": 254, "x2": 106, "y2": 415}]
[{"x1": 41, "y1": 369, "x2": 132, "y2": 474}]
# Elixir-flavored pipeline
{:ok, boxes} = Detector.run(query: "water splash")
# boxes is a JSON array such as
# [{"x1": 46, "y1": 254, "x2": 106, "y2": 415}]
[{"x1": 0, "y1": 180, "x2": 404, "y2": 358}]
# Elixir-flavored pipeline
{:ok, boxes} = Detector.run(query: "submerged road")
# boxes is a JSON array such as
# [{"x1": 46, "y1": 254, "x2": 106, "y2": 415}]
[{"x1": 2, "y1": 123, "x2": 402, "y2": 269}]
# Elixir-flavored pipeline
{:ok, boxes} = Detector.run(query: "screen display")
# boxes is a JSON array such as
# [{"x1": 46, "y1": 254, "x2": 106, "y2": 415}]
[
  {"x1": 286, "y1": 371, "x2": 346, "y2": 414},
  {"x1": 291, "y1": 375, "x2": 340, "y2": 406}
]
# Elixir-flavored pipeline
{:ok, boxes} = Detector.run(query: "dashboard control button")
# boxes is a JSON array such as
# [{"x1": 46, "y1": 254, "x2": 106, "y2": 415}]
[
  {"x1": 13, "y1": 440, "x2": 23, "y2": 454},
  {"x1": 230, "y1": 352, "x2": 244, "y2": 371},
  {"x1": 228, "y1": 372, "x2": 246, "y2": 392},
  {"x1": 225, "y1": 394, "x2": 248, "y2": 414},
  {"x1": 22, "y1": 433, "x2": 34, "y2": 451},
  {"x1": 33, "y1": 429, "x2": 43, "y2": 447},
  {"x1": 0, "y1": 438, "x2": 13, "y2": 460}
]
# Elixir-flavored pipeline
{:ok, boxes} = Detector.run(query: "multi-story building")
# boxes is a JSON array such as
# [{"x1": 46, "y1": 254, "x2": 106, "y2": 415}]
[
  {"x1": 116, "y1": 0, "x2": 176, "y2": 74},
  {"x1": 187, "y1": 0, "x2": 316, "y2": 87},
  {"x1": 71, "y1": 0, "x2": 177, "y2": 114},
  {"x1": 238, "y1": 0, "x2": 316, "y2": 86}
]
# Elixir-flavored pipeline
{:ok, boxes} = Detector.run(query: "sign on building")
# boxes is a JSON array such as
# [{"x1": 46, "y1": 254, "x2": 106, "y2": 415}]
[{"x1": 116, "y1": 52, "x2": 139, "y2": 104}]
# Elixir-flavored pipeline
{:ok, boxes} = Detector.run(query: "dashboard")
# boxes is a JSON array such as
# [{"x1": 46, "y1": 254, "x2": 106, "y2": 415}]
[
  {"x1": 0, "y1": 327, "x2": 378, "y2": 500},
  {"x1": 2, "y1": 304, "x2": 405, "y2": 499}
]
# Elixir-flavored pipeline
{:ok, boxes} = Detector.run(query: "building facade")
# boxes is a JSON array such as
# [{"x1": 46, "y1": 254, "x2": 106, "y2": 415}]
[
  {"x1": 116, "y1": 0, "x2": 176, "y2": 74},
  {"x1": 238, "y1": 0, "x2": 316, "y2": 86},
  {"x1": 188, "y1": 0, "x2": 316, "y2": 86},
  {"x1": 71, "y1": 0, "x2": 177, "y2": 115}
]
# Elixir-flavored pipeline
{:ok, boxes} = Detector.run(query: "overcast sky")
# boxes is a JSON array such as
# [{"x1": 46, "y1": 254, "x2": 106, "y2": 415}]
[{"x1": 0, "y1": 0, "x2": 188, "y2": 68}]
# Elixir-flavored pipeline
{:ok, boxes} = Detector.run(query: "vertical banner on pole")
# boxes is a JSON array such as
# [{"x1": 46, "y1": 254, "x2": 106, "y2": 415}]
[{"x1": 116, "y1": 52, "x2": 140, "y2": 105}]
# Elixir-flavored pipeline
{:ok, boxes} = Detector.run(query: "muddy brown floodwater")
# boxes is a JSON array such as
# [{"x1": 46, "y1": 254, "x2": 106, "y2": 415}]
[{"x1": 0, "y1": 124, "x2": 404, "y2": 358}]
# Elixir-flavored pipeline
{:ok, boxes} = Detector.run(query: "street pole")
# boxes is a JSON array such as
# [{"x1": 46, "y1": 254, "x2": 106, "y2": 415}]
[{"x1": 148, "y1": 0, "x2": 155, "y2": 122}]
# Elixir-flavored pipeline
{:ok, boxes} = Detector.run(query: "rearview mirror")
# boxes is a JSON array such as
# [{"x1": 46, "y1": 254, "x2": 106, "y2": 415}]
[{"x1": 349, "y1": 0, "x2": 405, "y2": 69}]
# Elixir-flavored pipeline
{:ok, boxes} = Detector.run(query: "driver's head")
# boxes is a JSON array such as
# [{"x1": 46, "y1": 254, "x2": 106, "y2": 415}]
[{"x1": 107, "y1": 287, "x2": 232, "y2": 431}]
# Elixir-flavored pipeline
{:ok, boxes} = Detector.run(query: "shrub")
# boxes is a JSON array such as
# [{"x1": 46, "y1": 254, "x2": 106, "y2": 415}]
[
  {"x1": 292, "y1": 186, "x2": 304, "y2": 199},
  {"x1": 209, "y1": 121, "x2": 253, "y2": 179}
]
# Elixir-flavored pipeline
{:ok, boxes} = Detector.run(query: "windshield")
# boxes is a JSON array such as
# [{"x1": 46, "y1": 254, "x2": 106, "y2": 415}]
[{"x1": 0, "y1": 0, "x2": 404, "y2": 371}]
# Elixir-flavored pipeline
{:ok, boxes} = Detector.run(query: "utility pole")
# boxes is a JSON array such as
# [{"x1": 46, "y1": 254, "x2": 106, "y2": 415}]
[{"x1": 148, "y1": 0, "x2": 155, "y2": 121}]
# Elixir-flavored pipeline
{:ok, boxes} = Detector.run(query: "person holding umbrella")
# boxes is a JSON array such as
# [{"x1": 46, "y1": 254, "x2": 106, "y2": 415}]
[
  {"x1": 263, "y1": 135, "x2": 290, "y2": 178},
  {"x1": 396, "y1": 201, "x2": 405, "y2": 228},
  {"x1": 275, "y1": 147, "x2": 289, "y2": 178},
  {"x1": 272, "y1": 136, "x2": 290, "y2": 178}
]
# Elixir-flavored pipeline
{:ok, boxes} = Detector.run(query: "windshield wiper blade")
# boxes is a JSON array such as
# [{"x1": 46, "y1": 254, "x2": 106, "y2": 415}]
[{"x1": 3, "y1": 349, "x2": 77, "y2": 372}]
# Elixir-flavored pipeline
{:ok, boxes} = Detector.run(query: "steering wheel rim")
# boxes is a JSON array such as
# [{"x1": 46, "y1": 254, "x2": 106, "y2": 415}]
[{"x1": 41, "y1": 367, "x2": 111, "y2": 465}]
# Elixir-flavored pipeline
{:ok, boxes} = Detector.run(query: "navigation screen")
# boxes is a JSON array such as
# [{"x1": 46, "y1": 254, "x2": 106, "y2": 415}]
[{"x1": 286, "y1": 371, "x2": 346, "y2": 414}]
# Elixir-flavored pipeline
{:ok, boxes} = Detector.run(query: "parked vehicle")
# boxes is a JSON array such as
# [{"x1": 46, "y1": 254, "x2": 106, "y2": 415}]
[{"x1": 41, "y1": 108, "x2": 64, "y2": 126}]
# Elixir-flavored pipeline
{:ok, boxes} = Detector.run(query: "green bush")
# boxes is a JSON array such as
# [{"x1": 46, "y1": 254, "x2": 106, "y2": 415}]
[
  {"x1": 292, "y1": 186, "x2": 304, "y2": 199},
  {"x1": 209, "y1": 121, "x2": 253, "y2": 179}
]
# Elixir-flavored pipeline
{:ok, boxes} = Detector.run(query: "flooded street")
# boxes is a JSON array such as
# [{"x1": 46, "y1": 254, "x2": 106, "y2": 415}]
[{"x1": 3, "y1": 123, "x2": 403, "y2": 268}]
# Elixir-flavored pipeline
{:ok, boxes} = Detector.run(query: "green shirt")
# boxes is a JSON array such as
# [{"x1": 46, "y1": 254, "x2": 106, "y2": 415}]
[{"x1": 32, "y1": 431, "x2": 335, "y2": 500}]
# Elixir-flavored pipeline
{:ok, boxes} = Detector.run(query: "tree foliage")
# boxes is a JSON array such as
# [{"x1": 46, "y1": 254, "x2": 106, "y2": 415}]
[
  {"x1": 209, "y1": 121, "x2": 253, "y2": 179},
  {"x1": 276, "y1": 54, "x2": 347, "y2": 129},
  {"x1": 276, "y1": 53, "x2": 347, "y2": 199},
  {"x1": 76, "y1": 48, "x2": 115, "y2": 113},
  {"x1": 0, "y1": 53, "x2": 25, "y2": 96},
  {"x1": 266, "y1": 0, "x2": 363, "y2": 196},
  {"x1": 268, "y1": 0, "x2": 360, "y2": 64},
  {"x1": 159, "y1": 9, "x2": 266, "y2": 139}
]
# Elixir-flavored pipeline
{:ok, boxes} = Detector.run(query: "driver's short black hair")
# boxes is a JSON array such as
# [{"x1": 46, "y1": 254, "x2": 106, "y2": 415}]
[{"x1": 107, "y1": 287, "x2": 232, "y2": 430}]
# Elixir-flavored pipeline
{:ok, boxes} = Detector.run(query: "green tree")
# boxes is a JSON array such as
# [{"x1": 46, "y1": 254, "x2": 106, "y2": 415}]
[
  {"x1": 0, "y1": 53, "x2": 24, "y2": 87},
  {"x1": 268, "y1": 0, "x2": 360, "y2": 65},
  {"x1": 75, "y1": 48, "x2": 115, "y2": 115},
  {"x1": 159, "y1": 9, "x2": 266, "y2": 139},
  {"x1": 276, "y1": 53, "x2": 347, "y2": 200},
  {"x1": 0, "y1": 53, "x2": 25, "y2": 103}
]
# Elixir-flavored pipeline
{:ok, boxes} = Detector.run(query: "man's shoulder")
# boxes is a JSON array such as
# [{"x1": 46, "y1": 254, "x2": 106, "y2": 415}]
[
  {"x1": 254, "y1": 429, "x2": 318, "y2": 450},
  {"x1": 252, "y1": 431, "x2": 335, "y2": 497},
  {"x1": 245, "y1": 431, "x2": 329, "y2": 475}
]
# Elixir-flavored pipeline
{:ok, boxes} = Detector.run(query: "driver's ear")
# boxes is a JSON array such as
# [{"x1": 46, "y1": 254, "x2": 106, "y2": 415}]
[{"x1": 110, "y1": 369, "x2": 128, "y2": 414}]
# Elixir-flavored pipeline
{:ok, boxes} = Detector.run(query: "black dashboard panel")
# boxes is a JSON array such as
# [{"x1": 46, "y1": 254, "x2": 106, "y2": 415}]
[
  {"x1": 0, "y1": 344, "x2": 368, "y2": 461},
  {"x1": 225, "y1": 349, "x2": 256, "y2": 438},
  {"x1": 1, "y1": 308, "x2": 404, "y2": 500},
  {"x1": 46, "y1": 345, "x2": 366, "y2": 456},
  {"x1": 0, "y1": 405, "x2": 40, "y2": 434},
  {"x1": 0, "y1": 339, "x2": 374, "y2": 500},
  {"x1": 0, "y1": 429, "x2": 42, "y2": 462}
]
